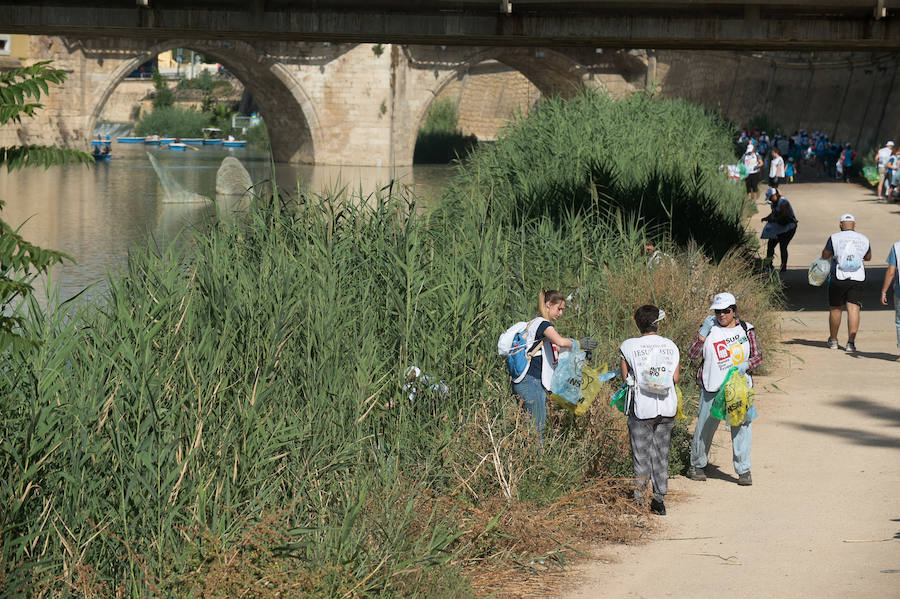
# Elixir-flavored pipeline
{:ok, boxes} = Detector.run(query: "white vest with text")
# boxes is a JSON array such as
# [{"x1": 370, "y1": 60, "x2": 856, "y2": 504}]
[{"x1": 701, "y1": 323, "x2": 754, "y2": 393}]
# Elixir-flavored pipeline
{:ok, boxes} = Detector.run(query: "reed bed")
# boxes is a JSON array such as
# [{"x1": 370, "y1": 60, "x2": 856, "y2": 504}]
[
  {"x1": 1, "y1": 93, "x2": 779, "y2": 597},
  {"x1": 440, "y1": 91, "x2": 751, "y2": 260}
]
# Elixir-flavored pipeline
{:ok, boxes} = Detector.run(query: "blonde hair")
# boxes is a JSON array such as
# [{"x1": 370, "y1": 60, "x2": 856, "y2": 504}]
[{"x1": 538, "y1": 289, "x2": 566, "y2": 319}]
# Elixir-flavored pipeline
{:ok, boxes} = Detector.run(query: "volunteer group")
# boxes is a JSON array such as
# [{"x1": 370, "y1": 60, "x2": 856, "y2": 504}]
[{"x1": 506, "y1": 289, "x2": 762, "y2": 517}]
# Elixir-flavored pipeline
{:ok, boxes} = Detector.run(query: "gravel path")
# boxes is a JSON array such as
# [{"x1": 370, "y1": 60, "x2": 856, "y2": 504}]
[{"x1": 563, "y1": 181, "x2": 900, "y2": 599}]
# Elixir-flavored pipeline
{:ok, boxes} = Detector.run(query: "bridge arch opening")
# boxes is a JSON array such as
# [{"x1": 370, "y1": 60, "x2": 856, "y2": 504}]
[{"x1": 89, "y1": 40, "x2": 319, "y2": 163}]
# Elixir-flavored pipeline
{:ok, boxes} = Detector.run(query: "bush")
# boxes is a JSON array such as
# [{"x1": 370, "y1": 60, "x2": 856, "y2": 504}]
[
  {"x1": 133, "y1": 106, "x2": 210, "y2": 138},
  {"x1": 441, "y1": 91, "x2": 754, "y2": 260},
  {"x1": 414, "y1": 97, "x2": 479, "y2": 163}
]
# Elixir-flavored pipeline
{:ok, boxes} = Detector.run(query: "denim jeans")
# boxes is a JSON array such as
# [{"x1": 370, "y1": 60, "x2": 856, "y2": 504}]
[
  {"x1": 512, "y1": 374, "x2": 546, "y2": 441},
  {"x1": 894, "y1": 292, "x2": 900, "y2": 348},
  {"x1": 691, "y1": 388, "x2": 753, "y2": 475}
]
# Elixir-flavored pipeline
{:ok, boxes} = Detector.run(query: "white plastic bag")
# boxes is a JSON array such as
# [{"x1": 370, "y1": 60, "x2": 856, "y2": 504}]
[{"x1": 808, "y1": 258, "x2": 830, "y2": 287}]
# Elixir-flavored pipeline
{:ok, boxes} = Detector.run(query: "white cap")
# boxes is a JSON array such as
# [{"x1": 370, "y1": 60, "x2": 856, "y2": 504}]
[
  {"x1": 709, "y1": 292, "x2": 737, "y2": 310},
  {"x1": 888, "y1": 141, "x2": 895, "y2": 147},
  {"x1": 840, "y1": 213, "x2": 855, "y2": 223}
]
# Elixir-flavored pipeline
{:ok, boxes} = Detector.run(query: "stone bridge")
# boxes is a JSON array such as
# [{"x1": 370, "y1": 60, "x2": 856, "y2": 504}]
[{"x1": 4, "y1": 35, "x2": 650, "y2": 165}]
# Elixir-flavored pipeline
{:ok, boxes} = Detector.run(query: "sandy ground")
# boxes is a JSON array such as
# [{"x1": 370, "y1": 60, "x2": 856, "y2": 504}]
[{"x1": 563, "y1": 180, "x2": 900, "y2": 599}]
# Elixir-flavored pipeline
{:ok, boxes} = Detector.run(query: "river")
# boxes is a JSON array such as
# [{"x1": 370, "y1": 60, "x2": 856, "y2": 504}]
[{"x1": 0, "y1": 144, "x2": 455, "y2": 305}]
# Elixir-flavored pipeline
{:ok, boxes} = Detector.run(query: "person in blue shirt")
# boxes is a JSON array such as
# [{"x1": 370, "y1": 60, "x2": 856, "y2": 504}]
[{"x1": 880, "y1": 240, "x2": 900, "y2": 350}]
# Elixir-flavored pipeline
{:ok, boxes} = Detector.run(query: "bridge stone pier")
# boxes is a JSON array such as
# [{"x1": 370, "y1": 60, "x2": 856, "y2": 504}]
[{"x1": 4, "y1": 36, "x2": 648, "y2": 166}]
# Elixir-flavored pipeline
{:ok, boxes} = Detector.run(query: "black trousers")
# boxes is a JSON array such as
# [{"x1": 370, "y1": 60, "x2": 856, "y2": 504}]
[{"x1": 766, "y1": 226, "x2": 797, "y2": 269}]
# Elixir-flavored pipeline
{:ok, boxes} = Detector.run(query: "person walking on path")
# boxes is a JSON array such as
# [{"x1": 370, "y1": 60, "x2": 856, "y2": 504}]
[
  {"x1": 768, "y1": 147, "x2": 785, "y2": 188},
  {"x1": 821, "y1": 214, "x2": 872, "y2": 353},
  {"x1": 741, "y1": 143, "x2": 764, "y2": 203},
  {"x1": 760, "y1": 187, "x2": 798, "y2": 272},
  {"x1": 880, "y1": 240, "x2": 900, "y2": 352},
  {"x1": 619, "y1": 305, "x2": 681, "y2": 516},
  {"x1": 511, "y1": 290, "x2": 597, "y2": 441},
  {"x1": 876, "y1": 141, "x2": 894, "y2": 199},
  {"x1": 686, "y1": 293, "x2": 762, "y2": 486}
]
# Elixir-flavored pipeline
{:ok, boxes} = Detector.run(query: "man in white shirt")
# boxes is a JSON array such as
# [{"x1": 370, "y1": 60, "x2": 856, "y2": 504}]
[
  {"x1": 877, "y1": 141, "x2": 894, "y2": 199},
  {"x1": 821, "y1": 214, "x2": 872, "y2": 352}
]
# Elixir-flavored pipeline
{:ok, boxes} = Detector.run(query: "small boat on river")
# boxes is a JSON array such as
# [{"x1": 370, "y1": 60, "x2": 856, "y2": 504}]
[
  {"x1": 91, "y1": 136, "x2": 112, "y2": 146},
  {"x1": 202, "y1": 127, "x2": 223, "y2": 145},
  {"x1": 117, "y1": 137, "x2": 143, "y2": 143},
  {"x1": 223, "y1": 139, "x2": 247, "y2": 148},
  {"x1": 159, "y1": 137, "x2": 175, "y2": 145},
  {"x1": 182, "y1": 138, "x2": 203, "y2": 145},
  {"x1": 143, "y1": 135, "x2": 161, "y2": 145},
  {"x1": 169, "y1": 143, "x2": 188, "y2": 151}
]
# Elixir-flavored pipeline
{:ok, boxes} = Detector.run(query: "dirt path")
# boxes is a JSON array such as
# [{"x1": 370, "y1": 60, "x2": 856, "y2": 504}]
[{"x1": 563, "y1": 181, "x2": 900, "y2": 598}]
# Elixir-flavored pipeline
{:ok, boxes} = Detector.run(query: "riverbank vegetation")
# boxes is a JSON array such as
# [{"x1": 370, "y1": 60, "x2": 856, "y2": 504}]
[
  {"x1": 414, "y1": 97, "x2": 479, "y2": 163},
  {"x1": 133, "y1": 69, "x2": 243, "y2": 139},
  {"x1": 444, "y1": 91, "x2": 752, "y2": 260},
  {"x1": 1, "y1": 91, "x2": 779, "y2": 597}
]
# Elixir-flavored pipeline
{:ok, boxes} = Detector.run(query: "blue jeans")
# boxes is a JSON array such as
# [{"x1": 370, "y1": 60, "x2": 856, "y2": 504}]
[
  {"x1": 894, "y1": 292, "x2": 900, "y2": 348},
  {"x1": 691, "y1": 388, "x2": 753, "y2": 475},
  {"x1": 512, "y1": 375, "x2": 546, "y2": 441}
]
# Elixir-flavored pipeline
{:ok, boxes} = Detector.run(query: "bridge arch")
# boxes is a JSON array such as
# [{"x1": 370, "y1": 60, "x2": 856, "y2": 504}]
[
  {"x1": 88, "y1": 39, "x2": 320, "y2": 163},
  {"x1": 401, "y1": 46, "x2": 638, "y2": 166}
]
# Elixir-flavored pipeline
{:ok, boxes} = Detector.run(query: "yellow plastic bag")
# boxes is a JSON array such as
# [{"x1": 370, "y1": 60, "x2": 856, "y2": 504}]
[
  {"x1": 711, "y1": 368, "x2": 754, "y2": 426},
  {"x1": 551, "y1": 363, "x2": 613, "y2": 416},
  {"x1": 674, "y1": 385, "x2": 687, "y2": 420}
]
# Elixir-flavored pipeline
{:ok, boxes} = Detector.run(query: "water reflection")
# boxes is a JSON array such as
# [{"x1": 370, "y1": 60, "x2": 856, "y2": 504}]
[{"x1": 0, "y1": 144, "x2": 454, "y2": 304}]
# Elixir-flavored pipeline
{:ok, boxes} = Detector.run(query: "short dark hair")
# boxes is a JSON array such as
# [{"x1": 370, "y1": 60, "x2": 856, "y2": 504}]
[{"x1": 634, "y1": 305, "x2": 661, "y2": 334}]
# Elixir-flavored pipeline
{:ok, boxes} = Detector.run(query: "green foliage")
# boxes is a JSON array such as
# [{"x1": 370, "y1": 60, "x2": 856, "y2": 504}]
[
  {"x1": 415, "y1": 98, "x2": 478, "y2": 163},
  {"x1": 442, "y1": 91, "x2": 754, "y2": 260},
  {"x1": 151, "y1": 68, "x2": 174, "y2": 109},
  {"x1": 245, "y1": 120, "x2": 270, "y2": 150},
  {"x1": 0, "y1": 61, "x2": 86, "y2": 350},
  {"x1": 422, "y1": 97, "x2": 462, "y2": 135},
  {"x1": 133, "y1": 106, "x2": 210, "y2": 138},
  {"x1": 0, "y1": 180, "x2": 778, "y2": 596}
]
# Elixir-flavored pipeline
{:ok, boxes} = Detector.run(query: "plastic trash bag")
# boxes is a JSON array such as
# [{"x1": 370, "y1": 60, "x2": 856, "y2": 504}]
[
  {"x1": 552, "y1": 364, "x2": 619, "y2": 416},
  {"x1": 710, "y1": 367, "x2": 755, "y2": 426},
  {"x1": 609, "y1": 382, "x2": 628, "y2": 414},
  {"x1": 674, "y1": 385, "x2": 687, "y2": 420},
  {"x1": 549, "y1": 339, "x2": 585, "y2": 405},
  {"x1": 808, "y1": 257, "x2": 831, "y2": 287}
]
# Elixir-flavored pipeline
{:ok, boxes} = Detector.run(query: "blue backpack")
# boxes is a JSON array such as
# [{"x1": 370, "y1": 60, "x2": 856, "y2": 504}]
[{"x1": 498, "y1": 319, "x2": 543, "y2": 383}]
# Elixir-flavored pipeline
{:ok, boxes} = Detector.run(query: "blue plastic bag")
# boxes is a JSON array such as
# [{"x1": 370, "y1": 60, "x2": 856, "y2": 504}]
[{"x1": 549, "y1": 339, "x2": 586, "y2": 405}]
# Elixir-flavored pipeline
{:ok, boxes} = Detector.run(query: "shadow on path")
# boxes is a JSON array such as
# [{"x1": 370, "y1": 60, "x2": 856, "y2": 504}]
[
  {"x1": 783, "y1": 422, "x2": 900, "y2": 449},
  {"x1": 783, "y1": 338, "x2": 899, "y2": 362},
  {"x1": 777, "y1": 268, "x2": 895, "y2": 312}
]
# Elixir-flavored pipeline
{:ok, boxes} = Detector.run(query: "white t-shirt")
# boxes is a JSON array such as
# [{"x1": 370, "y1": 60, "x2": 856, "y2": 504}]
[
  {"x1": 829, "y1": 230, "x2": 871, "y2": 282},
  {"x1": 620, "y1": 335, "x2": 680, "y2": 419},
  {"x1": 877, "y1": 147, "x2": 893, "y2": 167},
  {"x1": 742, "y1": 151, "x2": 761, "y2": 174},
  {"x1": 701, "y1": 323, "x2": 754, "y2": 393},
  {"x1": 769, "y1": 156, "x2": 785, "y2": 178}
]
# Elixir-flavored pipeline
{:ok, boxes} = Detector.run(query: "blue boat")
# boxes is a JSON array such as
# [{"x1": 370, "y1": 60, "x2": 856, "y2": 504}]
[
  {"x1": 94, "y1": 154, "x2": 112, "y2": 161},
  {"x1": 159, "y1": 138, "x2": 175, "y2": 145},
  {"x1": 202, "y1": 127, "x2": 223, "y2": 145},
  {"x1": 182, "y1": 138, "x2": 203, "y2": 145},
  {"x1": 91, "y1": 136, "x2": 112, "y2": 146},
  {"x1": 117, "y1": 137, "x2": 143, "y2": 143},
  {"x1": 223, "y1": 140, "x2": 247, "y2": 148},
  {"x1": 169, "y1": 143, "x2": 187, "y2": 151},
  {"x1": 143, "y1": 136, "x2": 161, "y2": 145}
]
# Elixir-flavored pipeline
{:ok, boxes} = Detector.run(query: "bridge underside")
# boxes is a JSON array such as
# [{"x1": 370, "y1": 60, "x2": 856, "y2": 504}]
[{"x1": 2, "y1": 1, "x2": 900, "y2": 51}]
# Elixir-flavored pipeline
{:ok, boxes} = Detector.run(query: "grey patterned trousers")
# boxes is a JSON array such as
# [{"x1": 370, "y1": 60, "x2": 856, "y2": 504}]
[{"x1": 628, "y1": 414, "x2": 675, "y2": 503}]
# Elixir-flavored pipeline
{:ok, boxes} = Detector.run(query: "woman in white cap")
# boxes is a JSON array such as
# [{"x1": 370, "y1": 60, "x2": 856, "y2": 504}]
[{"x1": 685, "y1": 292, "x2": 763, "y2": 486}]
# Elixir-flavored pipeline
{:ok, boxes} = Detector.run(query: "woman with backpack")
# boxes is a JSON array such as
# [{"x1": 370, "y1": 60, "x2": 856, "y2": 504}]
[
  {"x1": 685, "y1": 293, "x2": 763, "y2": 486},
  {"x1": 509, "y1": 290, "x2": 597, "y2": 441},
  {"x1": 619, "y1": 305, "x2": 681, "y2": 515}
]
